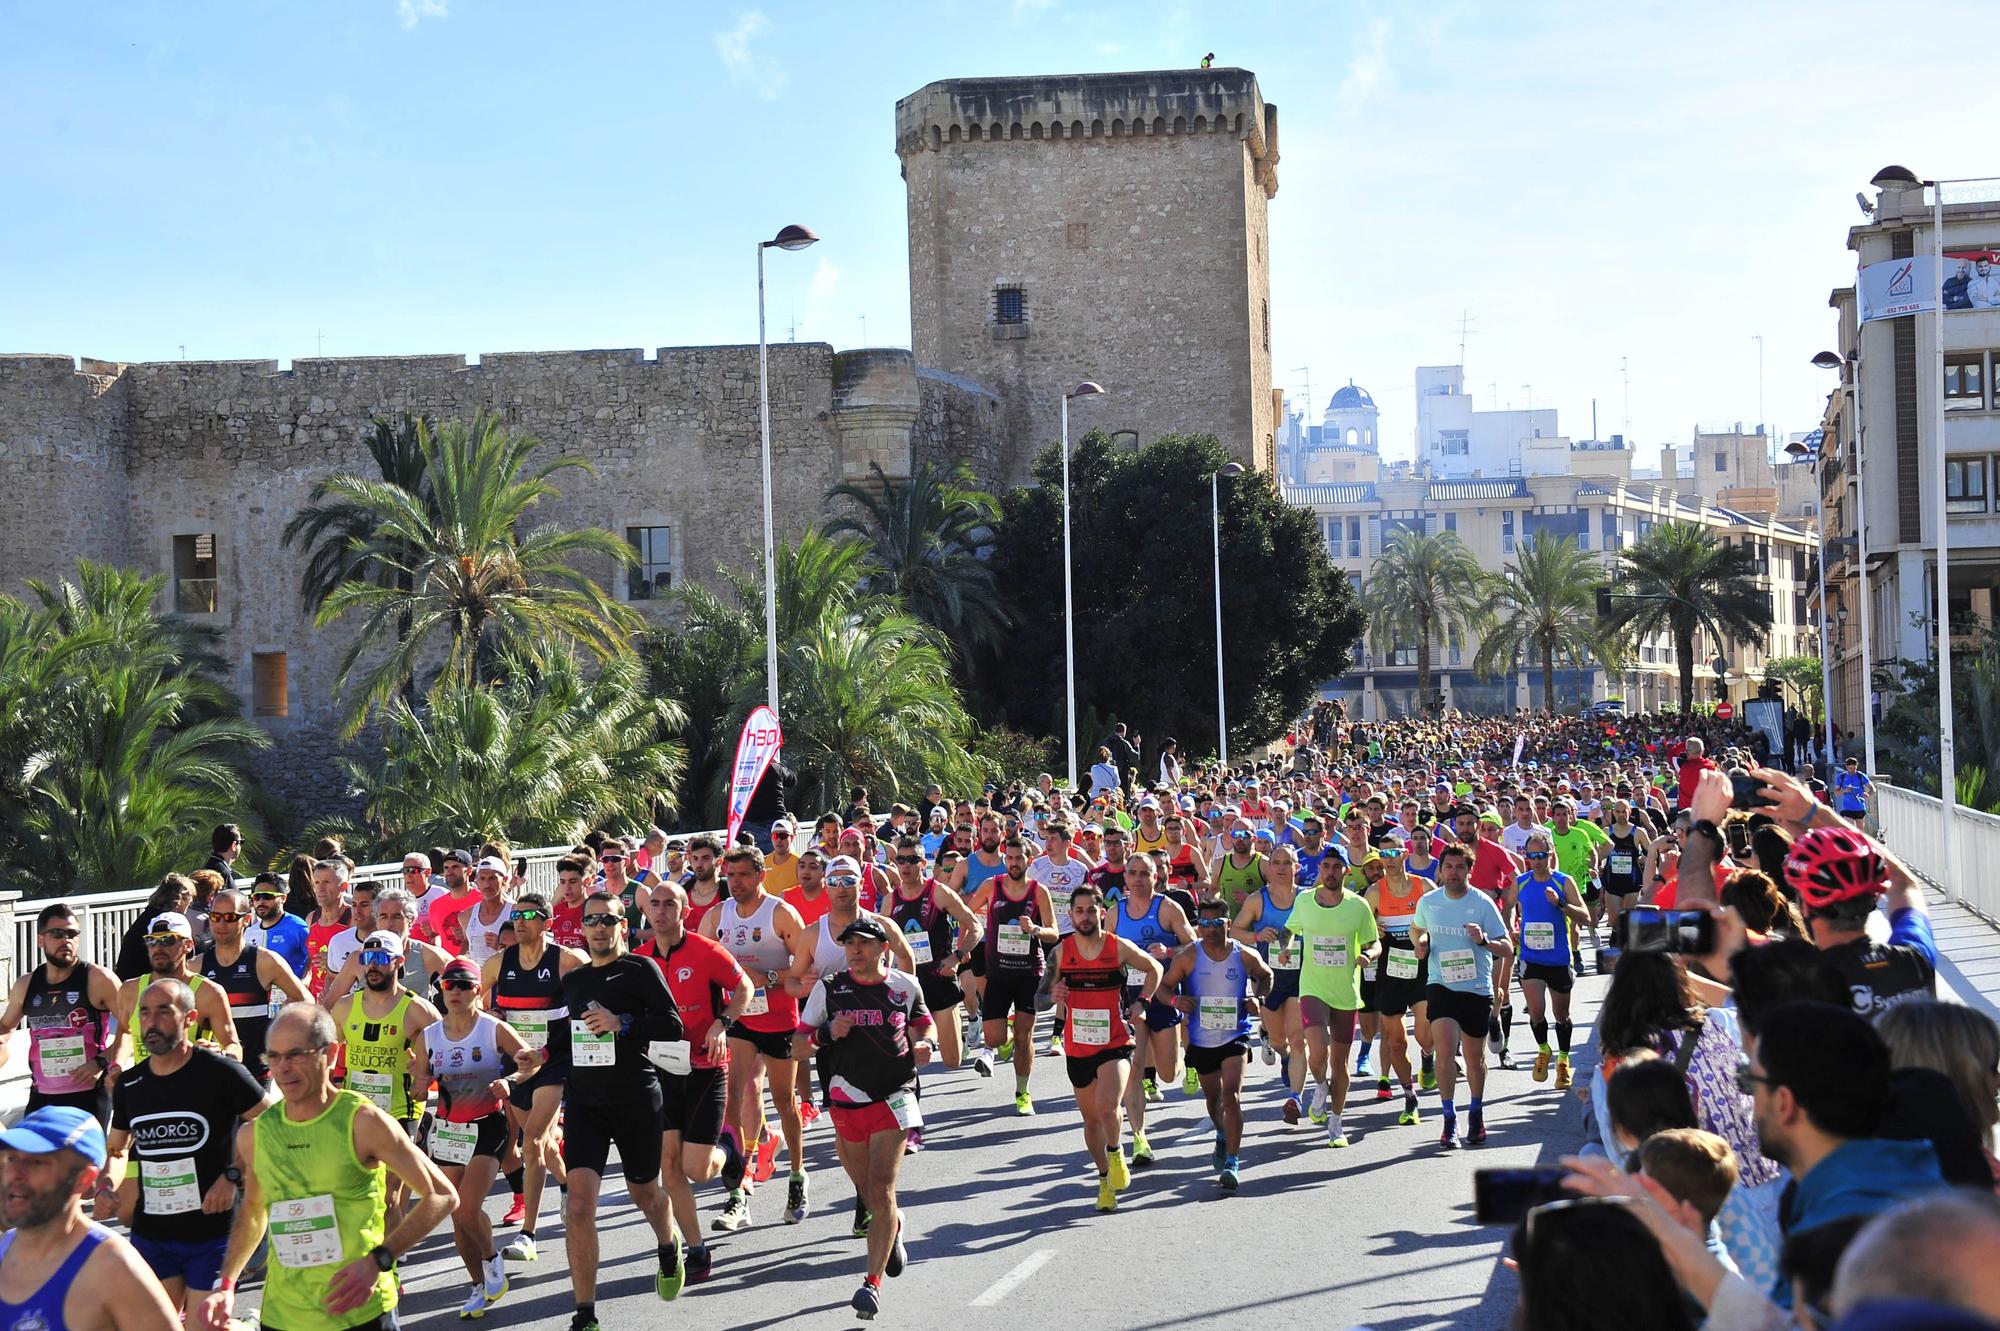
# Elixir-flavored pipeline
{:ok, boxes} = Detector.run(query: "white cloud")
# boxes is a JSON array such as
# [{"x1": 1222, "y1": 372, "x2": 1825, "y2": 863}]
[
  {"x1": 715, "y1": 11, "x2": 786, "y2": 100},
  {"x1": 1336, "y1": 17, "x2": 1391, "y2": 116},
  {"x1": 397, "y1": 0, "x2": 448, "y2": 29}
]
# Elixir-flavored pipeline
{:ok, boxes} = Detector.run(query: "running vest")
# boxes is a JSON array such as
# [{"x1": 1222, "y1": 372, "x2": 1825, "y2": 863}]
[
  {"x1": 1515, "y1": 873, "x2": 1573, "y2": 966},
  {"x1": 0, "y1": 1225, "x2": 112, "y2": 1331},
  {"x1": 1603, "y1": 826, "x2": 1642, "y2": 894},
  {"x1": 1057, "y1": 935, "x2": 1131, "y2": 1054},
  {"x1": 493, "y1": 943, "x2": 568, "y2": 1056},
  {"x1": 1252, "y1": 887, "x2": 1301, "y2": 972},
  {"x1": 1374, "y1": 876, "x2": 1425, "y2": 939},
  {"x1": 126, "y1": 973, "x2": 208, "y2": 1065},
  {"x1": 460, "y1": 900, "x2": 511, "y2": 968},
  {"x1": 1163, "y1": 842, "x2": 1199, "y2": 892},
  {"x1": 983, "y1": 882, "x2": 1044, "y2": 976},
  {"x1": 811, "y1": 914, "x2": 854, "y2": 976},
  {"x1": 1186, "y1": 942, "x2": 1254, "y2": 1048},
  {"x1": 1115, "y1": 893, "x2": 1174, "y2": 987},
  {"x1": 1214, "y1": 853, "x2": 1264, "y2": 912},
  {"x1": 305, "y1": 918, "x2": 345, "y2": 997},
  {"x1": 255, "y1": 1091, "x2": 391, "y2": 1329},
  {"x1": 199, "y1": 944, "x2": 273, "y2": 1072},
  {"x1": 1404, "y1": 855, "x2": 1440, "y2": 883},
  {"x1": 23, "y1": 965, "x2": 111, "y2": 1095},
  {"x1": 962, "y1": 851, "x2": 1007, "y2": 898},
  {"x1": 683, "y1": 885, "x2": 725, "y2": 937},
  {"x1": 341, "y1": 991, "x2": 418, "y2": 1119},
  {"x1": 1133, "y1": 824, "x2": 1168, "y2": 853},
  {"x1": 714, "y1": 894, "x2": 798, "y2": 1032},
  {"x1": 889, "y1": 881, "x2": 954, "y2": 977},
  {"x1": 428, "y1": 1011, "x2": 510, "y2": 1123}
]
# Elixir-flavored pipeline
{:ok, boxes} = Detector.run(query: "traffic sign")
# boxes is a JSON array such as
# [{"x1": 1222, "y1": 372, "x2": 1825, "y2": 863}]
[{"x1": 1715, "y1": 701, "x2": 1735, "y2": 720}]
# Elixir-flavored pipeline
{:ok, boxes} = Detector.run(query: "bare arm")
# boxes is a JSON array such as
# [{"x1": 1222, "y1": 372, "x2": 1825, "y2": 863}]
[
  {"x1": 259, "y1": 950, "x2": 309, "y2": 1005},
  {"x1": 83, "y1": 1227, "x2": 181, "y2": 1331},
  {"x1": 319, "y1": 955, "x2": 363, "y2": 1010},
  {"x1": 195, "y1": 982, "x2": 240, "y2": 1060}
]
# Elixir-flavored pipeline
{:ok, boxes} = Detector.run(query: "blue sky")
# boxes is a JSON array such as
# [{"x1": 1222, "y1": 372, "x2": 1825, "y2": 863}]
[{"x1": 3, "y1": 0, "x2": 1992, "y2": 460}]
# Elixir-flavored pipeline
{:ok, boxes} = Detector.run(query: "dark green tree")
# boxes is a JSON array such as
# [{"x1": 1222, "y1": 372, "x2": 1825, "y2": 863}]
[
  {"x1": 1604, "y1": 521, "x2": 1773, "y2": 716},
  {"x1": 986, "y1": 432, "x2": 1364, "y2": 764}
]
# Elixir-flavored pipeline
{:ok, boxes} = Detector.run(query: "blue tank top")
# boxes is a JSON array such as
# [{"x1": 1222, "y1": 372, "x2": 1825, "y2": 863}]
[
  {"x1": 0, "y1": 1224, "x2": 111, "y2": 1331},
  {"x1": 1115, "y1": 894, "x2": 1170, "y2": 956},
  {"x1": 1406, "y1": 857, "x2": 1440, "y2": 883},
  {"x1": 963, "y1": 853, "x2": 1007, "y2": 896},
  {"x1": 1515, "y1": 871, "x2": 1573, "y2": 966},
  {"x1": 1250, "y1": 888, "x2": 1295, "y2": 963},
  {"x1": 1296, "y1": 846, "x2": 1336, "y2": 888},
  {"x1": 1186, "y1": 943, "x2": 1254, "y2": 1048}
]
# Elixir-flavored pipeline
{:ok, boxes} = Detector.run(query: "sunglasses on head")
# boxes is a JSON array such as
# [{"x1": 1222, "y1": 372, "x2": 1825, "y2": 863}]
[
  {"x1": 441, "y1": 977, "x2": 478, "y2": 992},
  {"x1": 581, "y1": 912, "x2": 622, "y2": 927}
]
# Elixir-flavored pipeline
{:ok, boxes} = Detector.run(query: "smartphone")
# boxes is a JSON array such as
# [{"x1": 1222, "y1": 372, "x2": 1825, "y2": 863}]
[
  {"x1": 514, "y1": 856, "x2": 528, "y2": 879},
  {"x1": 1474, "y1": 1166, "x2": 1571, "y2": 1225},
  {"x1": 1730, "y1": 772, "x2": 1769, "y2": 812},
  {"x1": 1623, "y1": 907, "x2": 1717, "y2": 955}
]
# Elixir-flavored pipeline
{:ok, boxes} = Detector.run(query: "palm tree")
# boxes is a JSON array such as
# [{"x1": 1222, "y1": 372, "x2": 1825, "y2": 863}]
[
  {"x1": 1361, "y1": 528, "x2": 1492, "y2": 715},
  {"x1": 1607, "y1": 521, "x2": 1774, "y2": 715},
  {"x1": 310, "y1": 413, "x2": 643, "y2": 732},
  {"x1": 282, "y1": 414, "x2": 432, "y2": 614},
  {"x1": 823, "y1": 460, "x2": 1009, "y2": 660},
  {"x1": 1475, "y1": 536, "x2": 1624, "y2": 714},
  {"x1": 326, "y1": 650, "x2": 686, "y2": 853}
]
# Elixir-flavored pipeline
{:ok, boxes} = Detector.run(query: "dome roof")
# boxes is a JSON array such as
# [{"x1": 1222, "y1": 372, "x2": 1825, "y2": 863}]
[{"x1": 1327, "y1": 381, "x2": 1375, "y2": 411}]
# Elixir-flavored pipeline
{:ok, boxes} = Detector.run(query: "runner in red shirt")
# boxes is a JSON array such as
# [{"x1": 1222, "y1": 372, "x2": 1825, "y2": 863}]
[
  {"x1": 550, "y1": 854, "x2": 590, "y2": 951},
  {"x1": 638, "y1": 879, "x2": 753, "y2": 1285},
  {"x1": 783, "y1": 849, "x2": 832, "y2": 928}
]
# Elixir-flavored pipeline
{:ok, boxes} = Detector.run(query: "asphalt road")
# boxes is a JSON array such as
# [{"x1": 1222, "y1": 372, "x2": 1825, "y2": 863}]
[{"x1": 248, "y1": 968, "x2": 1607, "y2": 1331}]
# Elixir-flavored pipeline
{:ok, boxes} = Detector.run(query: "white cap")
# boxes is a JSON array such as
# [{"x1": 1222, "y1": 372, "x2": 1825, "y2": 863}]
[
  {"x1": 363, "y1": 929, "x2": 402, "y2": 952},
  {"x1": 825, "y1": 856, "x2": 864, "y2": 884},
  {"x1": 475, "y1": 856, "x2": 509, "y2": 874},
  {"x1": 146, "y1": 912, "x2": 192, "y2": 939}
]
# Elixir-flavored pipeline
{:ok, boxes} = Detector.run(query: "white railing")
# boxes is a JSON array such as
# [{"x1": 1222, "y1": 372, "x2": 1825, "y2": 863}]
[{"x1": 1875, "y1": 782, "x2": 2000, "y2": 922}]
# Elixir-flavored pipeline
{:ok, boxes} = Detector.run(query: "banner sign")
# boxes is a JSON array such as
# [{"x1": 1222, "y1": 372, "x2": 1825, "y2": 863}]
[
  {"x1": 725, "y1": 705, "x2": 784, "y2": 847},
  {"x1": 1859, "y1": 249, "x2": 2000, "y2": 322},
  {"x1": 1511, "y1": 733, "x2": 1525, "y2": 769}
]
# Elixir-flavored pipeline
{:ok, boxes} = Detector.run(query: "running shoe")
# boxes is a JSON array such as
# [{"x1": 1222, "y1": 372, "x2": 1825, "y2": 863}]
[
  {"x1": 1183, "y1": 1065, "x2": 1201, "y2": 1096},
  {"x1": 1419, "y1": 1064, "x2": 1437, "y2": 1093},
  {"x1": 500, "y1": 1233, "x2": 537, "y2": 1263},
  {"x1": 799, "y1": 1097, "x2": 820, "y2": 1127},
  {"x1": 1260, "y1": 1037, "x2": 1277, "y2": 1066},
  {"x1": 1532, "y1": 1049, "x2": 1551, "y2": 1083},
  {"x1": 1046, "y1": 1033, "x2": 1064, "y2": 1056},
  {"x1": 460, "y1": 1286, "x2": 490, "y2": 1320},
  {"x1": 752, "y1": 1133, "x2": 779, "y2": 1183},
  {"x1": 1108, "y1": 1148, "x2": 1130, "y2": 1191},
  {"x1": 1130, "y1": 1132, "x2": 1155, "y2": 1168},
  {"x1": 483, "y1": 1254, "x2": 508, "y2": 1304},
  {"x1": 995, "y1": 1039, "x2": 1015, "y2": 1062},
  {"x1": 1374, "y1": 1077, "x2": 1392, "y2": 1102},
  {"x1": 885, "y1": 1224, "x2": 907, "y2": 1278},
  {"x1": 1306, "y1": 1084, "x2": 1328, "y2": 1126},
  {"x1": 1096, "y1": 1175, "x2": 1117, "y2": 1212},
  {"x1": 1467, "y1": 1111, "x2": 1488, "y2": 1146},
  {"x1": 1439, "y1": 1122, "x2": 1460, "y2": 1150},
  {"x1": 656, "y1": 1235, "x2": 685, "y2": 1302},
  {"x1": 1219, "y1": 1158, "x2": 1240, "y2": 1192},
  {"x1": 711, "y1": 1191, "x2": 749, "y2": 1232},
  {"x1": 1142, "y1": 1077, "x2": 1162, "y2": 1103},
  {"x1": 718, "y1": 1127, "x2": 745, "y2": 1191},
  {"x1": 1398, "y1": 1099, "x2": 1422, "y2": 1127},
  {"x1": 1553, "y1": 1060, "x2": 1572, "y2": 1091},
  {"x1": 1497, "y1": 1048, "x2": 1517, "y2": 1072},
  {"x1": 783, "y1": 1171, "x2": 809, "y2": 1225},
  {"x1": 1327, "y1": 1117, "x2": 1349, "y2": 1148},
  {"x1": 972, "y1": 1050, "x2": 995, "y2": 1078},
  {"x1": 686, "y1": 1245, "x2": 713, "y2": 1285},
  {"x1": 1281, "y1": 1094, "x2": 1301, "y2": 1126},
  {"x1": 501, "y1": 1193, "x2": 526, "y2": 1227},
  {"x1": 1212, "y1": 1131, "x2": 1227, "y2": 1170},
  {"x1": 568, "y1": 1314, "x2": 599, "y2": 1331},
  {"x1": 852, "y1": 1280, "x2": 881, "y2": 1320},
  {"x1": 851, "y1": 1197, "x2": 872, "y2": 1237},
  {"x1": 1354, "y1": 1047, "x2": 1371, "y2": 1077},
  {"x1": 1485, "y1": 1029, "x2": 1502, "y2": 1062},
  {"x1": 1014, "y1": 1090, "x2": 1035, "y2": 1116}
]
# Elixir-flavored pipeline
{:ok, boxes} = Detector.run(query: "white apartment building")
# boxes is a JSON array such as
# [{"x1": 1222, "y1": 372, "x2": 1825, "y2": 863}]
[{"x1": 1416, "y1": 364, "x2": 1560, "y2": 480}]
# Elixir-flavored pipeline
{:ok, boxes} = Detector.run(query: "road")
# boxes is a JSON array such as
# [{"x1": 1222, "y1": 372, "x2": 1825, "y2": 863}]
[{"x1": 246, "y1": 970, "x2": 1607, "y2": 1331}]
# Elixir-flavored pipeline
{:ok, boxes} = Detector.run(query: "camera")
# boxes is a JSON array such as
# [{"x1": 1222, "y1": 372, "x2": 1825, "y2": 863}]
[
  {"x1": 1622, "y1": 907, "x2": 1716, "y2": 955},
  {"x1": 1474, "y1": 1166, "x2": 1571, "y2": 1225}
]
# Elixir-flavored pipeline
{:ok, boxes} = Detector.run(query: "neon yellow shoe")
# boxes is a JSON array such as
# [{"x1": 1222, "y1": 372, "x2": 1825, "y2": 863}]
[
  {"x1": 1014, "y1": 1091, "x2": 1035, "y2": 1116},
  {"x1": 1554, "y1": 1058, "x2": 1573, "y2": 1091},
  {"x1": 1096, "y1": 1175, "x2": 1116, "y2": 1212},
  {"x1": 1532, "y1": 1048, "x2": 1551, "y2": 1082},
  {"x1": 1108, "y1": 1148, "x2": 1131, "y2": 1191}
]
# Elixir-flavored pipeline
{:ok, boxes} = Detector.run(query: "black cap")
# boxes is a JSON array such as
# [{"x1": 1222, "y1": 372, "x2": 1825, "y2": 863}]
[{"x1": 836, "y1": 918, "x2": 889, "y2": 943}]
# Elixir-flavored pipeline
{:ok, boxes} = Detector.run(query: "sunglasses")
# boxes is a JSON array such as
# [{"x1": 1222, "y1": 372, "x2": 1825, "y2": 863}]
[
  {"x1": 441, "y1": 978, "x2": 478, "y2": 992},
  {"x1": 1734, "y1": 1067, "x2": 1775, "y2": 1096},
  {"x1": 359, "y1": 950, "x2": 399, "y2": 967},
  {"x1": 510, "y1": 909, "x2": 549, "y2": 922},
  {"x1": 581, "y1": 912, "x2": 623, "y2": 927},
  {"x1": 208, "y1": 912, "x2": 247, "y2": 924},
  {"x1": 827, "y1": 876, "x2": 862, "y2": 889},
  {"x1": 402, "y1": 866, "x2": 428, "y2": 874},
  {"x1": 1525, "y1": 852, "x2": 1549, "y2": 860},
  {"x1": 772, "y1": 830, "x2": 793, "y2": 839},
  {"x1": 1195, "y1": 915, "x2": 1229, "y2": 928},
  {"x1": 144, "y1": 933, "x2": 185, "y2": 947},
  {"x1": 251, "y1": 891, "x2": 284, "y2": 901},
  {"x1": 894, "y1": 855, "x2": 922, "y2": 865},
  {"x1": 600, "y1": 854, "x2": 626, "y2": 863},
  {"x1": 41, "y1": 928, "x2": 80, "y2": 941}
]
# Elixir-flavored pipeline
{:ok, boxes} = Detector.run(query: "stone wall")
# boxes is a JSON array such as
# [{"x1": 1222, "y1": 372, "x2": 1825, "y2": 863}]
[{"x1": 898, "y1": 68, "x2": 1279, "y2": 482}]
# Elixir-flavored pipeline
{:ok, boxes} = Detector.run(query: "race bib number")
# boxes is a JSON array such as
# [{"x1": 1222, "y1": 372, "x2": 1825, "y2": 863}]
[
  {"x1": 743, "y1": 987, "x2": 770, "y2": 1018},
  {"x1": 1197, "y1": 997, "x2": 1238, "y2": 1032},
  {"x1": 506, "y1": 1010, "x2": 549, "y2": 1051},
  {"x1": 1386, "y1": 951, "x2": 1419, "y2": 981},
  {"x1": 36, "y1": 1033, "x2": 86, "y2": 1081},
  {"x1": 1069, "y1": 1007, "x2": 1112, "y2": 1046},
  {"x1": 1124, "y1": 965, "x2": 1146, "y2": 987},
  {"x1": 571, "y1": 1026, "x2": 615, "y2": 1066},
  {"x1": 1271, "y1": 938, "x2": 1302, "y2": 971},
  {"x1": 905, "y1": 931, "x2": 934, "y2": 967},
  {"x1": 348, "y1": 1068, "x2": 394, "y2": 1111},
  {"x1": 1310, "y1": 936, "x2": 1349, "y2": 971},
  {"x1": 1052, "y1": 904, "x2": 1073, "y2": 934},
  {"x1": 647, "y1": 1040, "x2": 692, "y2": 1076},
  {"x1": 1524, "y1": 921, "x2": 1557, "y2": 953},
  {"x1": 1608, "y1": 853, "x2": 1635, "y2": 878},
  {"x1": 998, "y1": 923, "x2": 1031, "y2": 957},
  {"x1": 884, "y1": 1088, "x2": 923, "y2": 1130},
  {"x1": 1438, "y1": 950, "x2": 1477, "y2": 984},
  {"x1": 139, "y1": 1157, "x2": 200, "y2": 1215},
  {"x1": 432, "y1": 1120, "x2": 477, "y2": 1166},
  {"x1": 269, "y1": 1194, "x2": 344, "y2": 1268}
]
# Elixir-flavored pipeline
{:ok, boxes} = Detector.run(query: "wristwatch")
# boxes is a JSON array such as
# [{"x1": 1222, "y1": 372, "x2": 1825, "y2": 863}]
[
  {"x1": 370, "y1": 1244, "x2": 396, "y2": 1272},
  {"x1": 222, "y1": 1166, "x2": 243, "y2": 1185}
]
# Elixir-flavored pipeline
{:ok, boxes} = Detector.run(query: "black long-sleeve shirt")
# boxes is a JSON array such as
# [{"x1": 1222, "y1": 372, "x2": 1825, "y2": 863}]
[{"x1": 558, "y1": 953, "x2": 684, "y2": 1100}]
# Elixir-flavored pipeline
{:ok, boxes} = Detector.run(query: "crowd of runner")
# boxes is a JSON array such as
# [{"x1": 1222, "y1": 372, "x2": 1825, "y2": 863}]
[{"x1": 0, "y1": 706, "x2": 1988, "y2": 1331}]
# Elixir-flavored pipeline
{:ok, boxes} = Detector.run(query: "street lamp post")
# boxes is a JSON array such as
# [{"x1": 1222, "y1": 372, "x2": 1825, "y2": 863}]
[
  {"x1": 755, "y1": 224, "x2": 819, "y2": 720},
  {"x1": 1786, "y1": 431, "x2": 1838, "y2": 765},
  {"x1": 1812, "y1": 348, "x2": 1878, "y2": 781},
  {"x1": 1210, "y1": 462, "x2": 1245, "y2": 767},
  {"x1": 1060, "y1": 382, "x2": 1106, "y2": 792}
]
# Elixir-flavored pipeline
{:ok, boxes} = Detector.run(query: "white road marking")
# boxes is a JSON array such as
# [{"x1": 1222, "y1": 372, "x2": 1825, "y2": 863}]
[{"x1": 970, "y1": 1248, "x2": 1055, "y2": 1306}]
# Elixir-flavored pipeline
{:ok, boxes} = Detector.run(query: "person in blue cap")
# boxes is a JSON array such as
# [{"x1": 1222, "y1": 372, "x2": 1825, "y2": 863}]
[{"x1": 0, "y1": 1104, "x2": 179, "y2": 1331}]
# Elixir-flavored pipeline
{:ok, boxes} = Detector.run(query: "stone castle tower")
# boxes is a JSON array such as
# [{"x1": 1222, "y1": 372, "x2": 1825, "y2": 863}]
[{"x1": 896, "y1": 68, "x2": 1279, "y2": 481}]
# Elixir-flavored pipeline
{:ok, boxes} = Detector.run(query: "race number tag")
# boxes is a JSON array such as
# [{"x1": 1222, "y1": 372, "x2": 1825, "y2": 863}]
[
  {"x1": 1524, "y1": 922, "x2": 1557, "y2": 953},
  {"x1": 431, "y1": 1121, "x2": 477, "y2": 1166},
  {"x1": 348, "y1": 1069, "x2": 394, "y2": 1112},
  {"x1": 1069, "y1": 1007, "x2": 1112, "y2": 1046},
  {"x1": 904, "y1": 930, "x2": 934, "y2": 967},
  {"x1": 1124, "y1": 965, "x2": 1146, "y2": 987},
  {"x1": 1310, "y1": 936, "x2": 1349, "y2": 970},
  {"x1": 1052, "y1": 904, "x2": 1073, "y2": 934},
  {"x1": 269, "y1": 1195, "x2": 343, "y2": 1268},
  {"x1": 1271, "y1": 938, "x2": 1301, "y2": 971},
  {"x1": 139, "y1": 1157, "x2": 201, "y2": 1215},
  {"x1": 1608, "y1": 853, "x2": 1635, "y2": 878},
  {"x1": 571, "y1": 1026, "x2": 615, "y2": 1066},
  {"x1": 998, "y1": 923, "x2": 1031, "y2": 957},
  {"x1": 1198, "y1": 997, "x2": 1237, "y2": 1032},
  {"x1": 647, "y1": 1040, "x2": 692, "y2": 1076},
  {"x1": 1438, "y1": 950, "x2": 1477, "y2": 984},
  {"x1": 37, "y1": 1033, "x2": 86, "y2": 1081},
  {"x1": 884, "y1": 1089, "x2": 923, "y2": 1130},
  {"x1": 1386, "y1": 951, "x2": 1420, "y2": 981},
  {"x1": 743, "y1": 987, "x2": 770, "y2": 1017},
  {"x1": 506, "y1": 1010, "x2": 550, "y2": 1051}
]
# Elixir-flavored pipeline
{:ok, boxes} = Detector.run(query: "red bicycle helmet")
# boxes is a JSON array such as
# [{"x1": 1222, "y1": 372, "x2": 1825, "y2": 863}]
[{"x1": 1784, "y1": 825, "x2": 1889, "y2": 912}]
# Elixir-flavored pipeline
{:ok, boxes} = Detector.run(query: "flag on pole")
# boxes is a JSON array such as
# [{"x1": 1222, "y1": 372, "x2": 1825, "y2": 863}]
[
  {"x1": 725, "y1": 705, "x2": 784, "y2": 847},
  {"x1": 1511, "y1": 733, "x2": 1525, "y2": 769}
]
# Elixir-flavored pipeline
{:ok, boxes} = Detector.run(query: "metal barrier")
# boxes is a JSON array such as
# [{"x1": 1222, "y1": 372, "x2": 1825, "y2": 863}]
[{"x1": 1875, "y1": 782, "x2": 2000, "y2": 921}]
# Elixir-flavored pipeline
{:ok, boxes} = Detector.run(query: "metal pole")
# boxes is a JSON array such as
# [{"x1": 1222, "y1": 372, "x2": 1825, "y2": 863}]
[
  {"x1": 1816, "y1": 507, "x2": 1834, "y2": 764},
  {"x1": 1213, "y1": 471, "x2": 1229, "y2": 768},
  {"x1": 1931, "y1": 184, "x2": 1960, "y2": 900},
  {"x1": 757, "y1": 242, "x2": 780, "y2": 718},
  {"x1": 1061, "y1": 393, "x2": 1077, "y2": 793},
  {"x1": 1851, "y1": 352, "x2": 1878, "y2": 782}
]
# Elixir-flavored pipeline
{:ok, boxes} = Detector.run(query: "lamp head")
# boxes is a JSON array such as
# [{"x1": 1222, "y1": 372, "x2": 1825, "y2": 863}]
[
  {"x1": 767, "y1": 225, "x2": 819, "y2": 252},
  {"x1": 1219, "y1": 462, "x2": 1245, "y2": 478},
  {"x1": 1068, "y1": 381, "x2": 1106, "y2": 399},
  {"x1": 1869, "y1": 165, "x2": 1921, "y2": 191},
  {"x1": 1784, "y1": 441, "x2": 1813, "y2": 460},
  {"x1": 1810, "y1": 351, "x2": 1844, "y2": 371}
]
